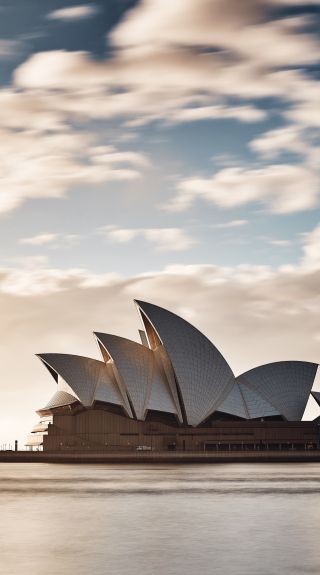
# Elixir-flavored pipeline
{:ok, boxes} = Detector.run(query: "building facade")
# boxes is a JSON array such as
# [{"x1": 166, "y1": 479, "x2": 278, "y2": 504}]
[{"x1": 26, "y1": 300, "x2": 320, "y2": 452}]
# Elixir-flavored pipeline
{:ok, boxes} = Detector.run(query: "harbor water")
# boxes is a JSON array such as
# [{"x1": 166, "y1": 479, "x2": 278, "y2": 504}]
[{"x1": 0, "y1": 463, "x2": 320, "y2": 575}]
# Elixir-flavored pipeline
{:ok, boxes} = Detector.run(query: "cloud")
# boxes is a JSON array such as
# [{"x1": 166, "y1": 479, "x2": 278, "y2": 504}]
[
  {"x1": 19, "y1": 233, "x2": 80, "y2": 248},
  {"x1": 268, "y1": 239, "x2": 291, "y2": 247},
  {"x1": 14, "y1": 50, "x2": 105, "y2": 90},
  {"x1": 104, "y1": 227, "x2": 138, "y2": 243},
  {"x1": 301, "y1": 224, "x2": 320, "y2": 270},
  {"x1": 107, "y1": 0, "x2": 320, "y2": 135},
  {"x1": 13, "y1": 49, "x2": 318, "y2": 118},
  {"x1": 143, "y1": 228, "x2": 196, "y2": 251},
  {"x1": 111, "y1": 0, "x2": 320, "y2": 72},
  {"x1": 0, "y1": 131, "x2": 148, "y2": 214},
  {"x1": 250, "y1": 126, "x2": 307, "y2": 159},
  {"x1": 0, "y1": 0, "x2": 316, "y2": 218},
  {"x1": 111, "y1": 0, "x2": 319, "y2": 63},
  {"x1": 0, "y1": 39, "x2": 22, "y2": 59},
  {"x1": 165, "y1": 104, "x2": 266, "y2": 125},
  {"x1": 167, "y1": 160, "x2": 320, "y2": 214},
  {"x1": 12, "y1": 6, "x2": 319, "y2": 123},
  {"x1": 214, "y1": 220, "x2": 248, "y2": 229},
  {"x1": 101, "y1": 226, "x2": 196, "y2": 251},
  {"x1": 10, "y1": 0, "x2": 320, "y2": 136},
  {"x1": 90, "y1": 146, "x2": 150, "y2": 168},
  {"x1": 0, "y1": 90, "x2": 66, "y2": 131},
  {"x1": 47, "y1": 4, "x2": 99, "y2": 21},
  {"x1": 12, "y1": 50, "x2": 226, "y2": 125},
  {"x1": 19, "y1": 234, "x2": 58, "y2": 246},
  {"x1": 0, "y1": 257, "x2": 121, "y2": 296},
  {"x1": 286, "y1": 101, "x2": 320, "y2": 128},
  {"x1": 1, "y1": 224, "x2": 320, "y2": 443}
]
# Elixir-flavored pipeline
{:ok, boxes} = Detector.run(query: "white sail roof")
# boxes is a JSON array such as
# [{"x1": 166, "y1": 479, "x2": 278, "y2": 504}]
[
  {"x1": 237, "y1": 361, "x2": 318, "y2": 421},
  {"x1": 135, "y1": 300, "x2": 234, "y2": 426},
  {"x1": 217, "y1": 383, "x2": 248, "y2": 419},
  {"x1": 38, "y1": 353, "x2": 124, "y2": 409},
  {"x1": 95, "y1": 333, "x2": 178, "y2": 419}
]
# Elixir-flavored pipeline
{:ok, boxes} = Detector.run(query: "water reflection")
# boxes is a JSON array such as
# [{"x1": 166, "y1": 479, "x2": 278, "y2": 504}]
[{"x1": 1, "y1": 463, "x2": 320, "y2": 575}]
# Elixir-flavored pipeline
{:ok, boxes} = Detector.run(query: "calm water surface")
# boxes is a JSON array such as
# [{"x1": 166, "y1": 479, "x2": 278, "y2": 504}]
[{"x1": 0, "y1": 463, "x2": 320, "y2": 575}]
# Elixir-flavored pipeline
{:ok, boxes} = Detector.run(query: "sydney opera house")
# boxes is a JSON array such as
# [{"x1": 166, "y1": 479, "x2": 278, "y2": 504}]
[{"x1": 26, "y1": 300, "x2": 320, "y2": 452}]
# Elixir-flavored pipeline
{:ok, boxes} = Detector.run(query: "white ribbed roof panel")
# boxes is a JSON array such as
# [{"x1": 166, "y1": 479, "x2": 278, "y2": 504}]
[
  {"x1": 94, "y1": 362, "x2": 122, "y2": 405},
  {"x1": 135, "y1": 300, "x2": 234, "y2": 426},
  {"x1": 217, "y1": 383, "x2": 247, "y2": 419},
  {"x1": 153, "y1": 345, "x2": 183, "y2": 422},
  {"x1": 43, "y1": 390, "x2": 78, "y2": 410},
  {"x1": 95, "y1": 333, "x2": 154, "y2": 420},
  {"x1": 238, "y1": 362, "x2": 318, "y2": 421},
  {"x1": 148, "y1": 353, "x2": 178, "y2": 415},
  {"x1": 239, "y1": 383, "x2": 280, "y2": 419},
  {"x1": 37, "y1": 390, "x2": 77, "y2": 415},
  {"x1": 38, "y1": 353, "x2": 123, "y2": 408},
  {"x1": 95, "y1": 333, "x2": 180, "y2": 419},
  {"x1": 56, "y1": 378, "x2": 79, "y2": 400}
]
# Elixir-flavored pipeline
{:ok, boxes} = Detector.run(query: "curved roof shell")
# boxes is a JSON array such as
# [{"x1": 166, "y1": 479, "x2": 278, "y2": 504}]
[
  {"x1": 95, "y1": 333, "x2": 178, "y2": 419},
  {"x1": 216, "y1": 381, "x2": 281, "y2": 420},
  {"x1": 239, "y1": 382, "x2": 280, "y2": 419},
  {"x1": 148, "y1": 356, "x2": 179, "y2": 415},
  {"x1": 152, "y1": 345, "x2": 183, "y2": 421},
  {"x1": 135, "y1": 300, "x2": 234, "y2": 426},
  {"x1": 38, "y1": 353, "x2": 124, "y2": 409},
  {"x1": 42, "y1": 390, "x2": 78, "y2": 411},
  {"x1": 216, "y1": 383, "x2": 248, "y2": 419},
  {"x1": 236, "y1": 361, "x2": 318, "y2": 421}
]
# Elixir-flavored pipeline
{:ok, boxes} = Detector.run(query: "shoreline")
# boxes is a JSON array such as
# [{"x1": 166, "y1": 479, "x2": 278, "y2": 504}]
[{"x1": 1, "y1": 450, "x2": 320, "y2": 464}]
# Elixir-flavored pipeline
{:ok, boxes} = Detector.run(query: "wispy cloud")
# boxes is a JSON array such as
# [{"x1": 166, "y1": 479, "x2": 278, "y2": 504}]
[
  {"x1": 250, "y1": 126, "x2": 308, "y2": 159},
  {"x1": 100, "y1": 226, "x2": 196, "y2": 251},
  {"x1": 19, "y1": 233, "x2": 80, "y2": 247},
  {"x1": 47, "y1": 4, "x2": 99, "y2": 21},
  {"x1": 0, "y1": 39, "x2": 23, "y2": 59},
  {"x1": 164, "y1": 105, "x2": 266, "y2": 125},
  {"x1": 19, "y1": 233, "x2": 58, "y2": 246},
  {"x1": 214, "y1": 220, "x2": 248, "y2": 229},
  {"x1": 0, "y1": 134, "x2": 149, "y2": 215},
  {"x1": 166, "y1": 160, "x2": 319, "y2": 215},
  {"x1": 268, "y1": 239, "x2": 291, "y2": 247},
  {"x1": 301, "y1": 224, "x2": 320, "y2": 270},
  {"x1": 2, "y1": 221, "x2": 320, "y2": 294}
]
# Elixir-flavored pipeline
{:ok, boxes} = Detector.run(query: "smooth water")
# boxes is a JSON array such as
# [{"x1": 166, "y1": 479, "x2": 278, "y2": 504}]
[{"x1": 1, "y1": 463, "x2": 320, "y2": 575}]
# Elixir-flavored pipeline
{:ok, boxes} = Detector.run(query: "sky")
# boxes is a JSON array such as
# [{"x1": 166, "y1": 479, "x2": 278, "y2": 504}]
[{"x1": 0, "y1": 0, "x2": 320, "y2": 446}]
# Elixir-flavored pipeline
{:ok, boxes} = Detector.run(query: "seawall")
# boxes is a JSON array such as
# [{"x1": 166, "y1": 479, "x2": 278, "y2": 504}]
[{"x1": 1, "y1": 450, "x2": 320, "y2": 464}]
